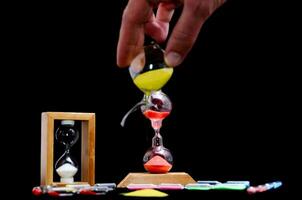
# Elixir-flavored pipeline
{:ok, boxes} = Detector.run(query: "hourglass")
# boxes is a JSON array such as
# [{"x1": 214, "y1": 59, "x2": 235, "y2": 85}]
[
  {"x1": 40, "y1": 112, "x2": 95, "y2": 186},
  {"x1": 121, "y1": 42, "x2": 174, "y2": 173},
  {"x1": 117, "y1": 44, "x2": 196, "y2": 187},
  {"x1": 55, "y1": 120, "x2": 79, "y2": 183},
  {"x1": 141, "y1": 91, "x2": 173, "y2": 173}
]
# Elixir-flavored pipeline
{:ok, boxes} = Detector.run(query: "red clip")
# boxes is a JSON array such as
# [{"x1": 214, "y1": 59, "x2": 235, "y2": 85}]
[
  {"x1": 79, "y1": 190, "x2": 97, "y2": 195},
  {"x1": 32, "y1": 187, "x2": 42, "y2": 196}
]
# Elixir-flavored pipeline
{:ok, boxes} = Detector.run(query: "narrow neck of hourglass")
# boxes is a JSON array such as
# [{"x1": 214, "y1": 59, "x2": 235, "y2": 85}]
[
  {"x1": 64, "y1": 145, "x2": 71, "y2": 154},
  {"x1": 152, "y1": 128, "x2": 163, "y2": 147},
  {"x1": 151, "y1": 119, "x2": 162, "y2": 130}
]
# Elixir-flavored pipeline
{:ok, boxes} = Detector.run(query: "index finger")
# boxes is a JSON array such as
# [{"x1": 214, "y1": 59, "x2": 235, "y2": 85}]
[
  {"x1": 117, "y1": 0, "x2": 153, "y2": 67},
  {"x1": 165, "y1": 0, "x2": 225, "y2": 67}
]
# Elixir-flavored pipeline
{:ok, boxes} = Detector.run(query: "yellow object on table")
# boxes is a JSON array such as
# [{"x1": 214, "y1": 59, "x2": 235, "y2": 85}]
[{"x1": 121, "y1": 189, "x2": 168, "y2": 197}]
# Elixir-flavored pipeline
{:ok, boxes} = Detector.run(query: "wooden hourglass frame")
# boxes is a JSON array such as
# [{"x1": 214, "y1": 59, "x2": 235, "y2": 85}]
[{"x1": 40, "y1": 112, "x2": 95, "y2": 186}]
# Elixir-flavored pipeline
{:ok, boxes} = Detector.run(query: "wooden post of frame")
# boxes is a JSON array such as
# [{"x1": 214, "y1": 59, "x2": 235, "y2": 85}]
[{"x1": 41, "y1": 112, "x2": 95, "y2": 186}]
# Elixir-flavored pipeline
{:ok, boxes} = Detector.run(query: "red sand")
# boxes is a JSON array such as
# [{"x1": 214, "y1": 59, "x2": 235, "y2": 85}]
[
  {"x1": 144, "y1": 155, "x2": 172, "y2": 173},
  {"x1": 143, "y1": 110, "x2": 170, "y2": 120}
]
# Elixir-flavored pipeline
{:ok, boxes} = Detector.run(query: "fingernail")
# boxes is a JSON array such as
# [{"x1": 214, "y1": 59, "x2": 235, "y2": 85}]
[{"x1": 165, "y1": 52, "x2": 182, "y2": 67}]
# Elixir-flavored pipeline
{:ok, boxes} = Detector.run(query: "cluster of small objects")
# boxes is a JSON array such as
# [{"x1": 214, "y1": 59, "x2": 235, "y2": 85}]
[
  {"x1": 186, "y1": 180, "x2": 282, "y2": 194},
  {"x1": 126, "y1": 180, "x2": 282, "y2": 194},
  {"x1": 247, "y1": 181, "x2": 282, "y2": 194},
  {"x1": 32, "y1": 183, "x2": 116, "y2": 197}
]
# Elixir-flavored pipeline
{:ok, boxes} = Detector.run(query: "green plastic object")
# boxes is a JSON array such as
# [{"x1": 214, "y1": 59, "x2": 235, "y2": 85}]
[
  {"x1": 185, "y1": 184, "x2": 212, "y2": 190},
  {"x1": 212, "y1": 184, "x2": 247, "y2": 190}
]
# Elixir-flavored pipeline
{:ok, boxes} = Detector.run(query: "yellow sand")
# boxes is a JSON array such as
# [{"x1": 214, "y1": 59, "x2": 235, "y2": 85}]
[
  {"x1": 122, "y1": 189, "x2": 168, "y2": 197},
  {"x1": 133, "y1": 68, "x2": 173, "y2": 93}
]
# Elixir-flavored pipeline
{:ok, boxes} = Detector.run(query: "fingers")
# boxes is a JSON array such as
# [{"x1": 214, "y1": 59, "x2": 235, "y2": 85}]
[
  {"x1": 117, "y1": 0, "x2": 153, "y2": 67},
  {"x1": 165, "y1": 0, "x2": 213, "y2": 67},
  {"x1": 145, "y1": 3, "x2": 176, "y2": 43},
  {"x1": 117, "y1": 0, "x2": 225, "y2": 68}
]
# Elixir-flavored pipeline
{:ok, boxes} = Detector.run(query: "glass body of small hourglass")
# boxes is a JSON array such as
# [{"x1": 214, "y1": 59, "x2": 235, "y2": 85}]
[
  {"x1": 142, "y1": 91, "x2": 173, "y2": 173},
  {"x1": 55, "y1": 120, "x2": 79, "y2": 184}
]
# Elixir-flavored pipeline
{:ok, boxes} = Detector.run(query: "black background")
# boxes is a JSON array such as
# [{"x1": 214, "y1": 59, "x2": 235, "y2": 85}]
[{"x1": 4, "y1": 0, "x2": 294, "y2": 198}]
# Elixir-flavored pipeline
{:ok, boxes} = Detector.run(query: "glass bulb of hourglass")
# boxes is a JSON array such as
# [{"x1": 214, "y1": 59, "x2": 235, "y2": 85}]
[
  {"x1": 129, "y1": 42, "x2": 173, "y2": 95},
  {"x1": 55, "y1": 120, "x2": 79, "y2": 183},
  {"x1": 121, "y1": 42, "x2": 173, "y2": 127}
]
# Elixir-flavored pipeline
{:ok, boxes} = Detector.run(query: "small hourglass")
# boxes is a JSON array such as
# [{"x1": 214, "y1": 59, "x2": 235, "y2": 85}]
[
  {"x1": 141, "y1": 91, "x2": 173, "y2": 173},
  {"x1": 121, "y1": 42, "x2": 174, "y2": 173},
  {"x1": 55, "y1": 120, "x2": 79, "y2": 183}
]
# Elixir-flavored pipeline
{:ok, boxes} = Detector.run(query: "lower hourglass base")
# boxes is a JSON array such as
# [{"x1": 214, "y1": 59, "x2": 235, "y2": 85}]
[
  {"x1": 117, "y1": 172, "x2": 196, "y2": 188},
  {"x1": 60, "y1": 177, "x2": 74, "y2": 184},
  {"x1": 51, "y1": 182, "x2": 90, "y2": 187}
]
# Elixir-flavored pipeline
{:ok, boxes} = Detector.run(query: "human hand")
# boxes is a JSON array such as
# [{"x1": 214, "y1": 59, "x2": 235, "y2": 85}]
[{"x1": 117, "y1": 0, "x2": 225, "y2": 68}]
